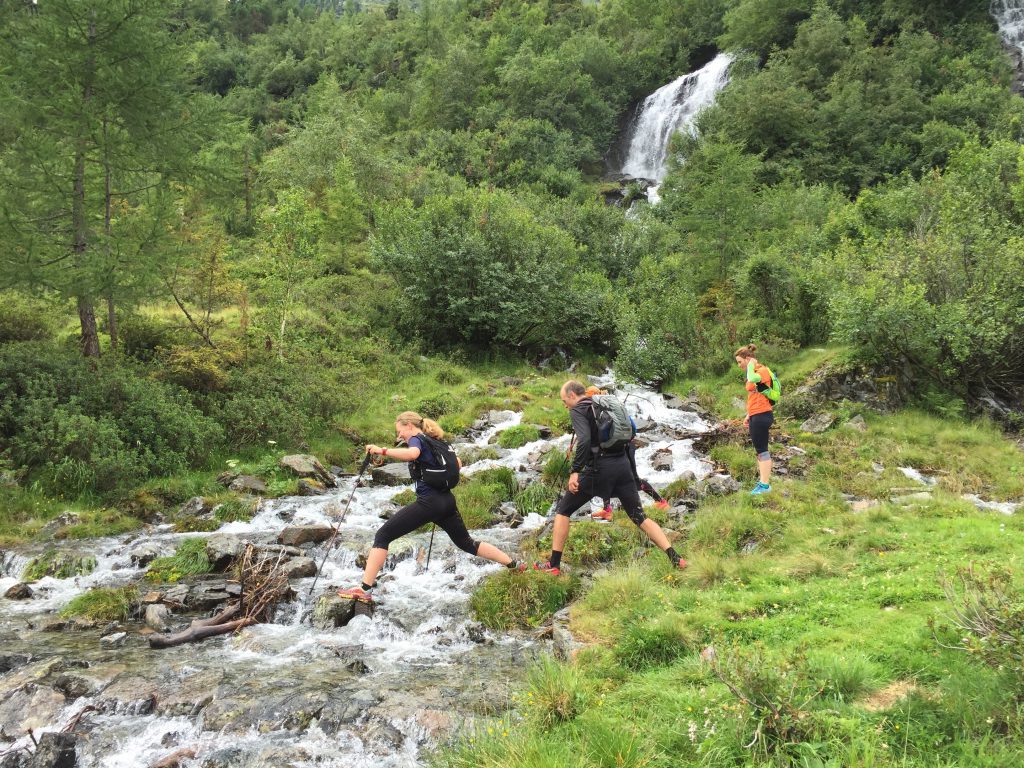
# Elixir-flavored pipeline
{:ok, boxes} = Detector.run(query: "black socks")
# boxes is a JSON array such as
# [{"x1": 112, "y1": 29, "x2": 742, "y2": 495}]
[
  {"x1": 665, "y1": 547, "x2": 681, "y2": 564},
  {"x1": 361, "y1": 582, "x2": 374, "y2": 592},
  {"x1": 550, "y1": 550, "x2": 563, "y2": 569}
]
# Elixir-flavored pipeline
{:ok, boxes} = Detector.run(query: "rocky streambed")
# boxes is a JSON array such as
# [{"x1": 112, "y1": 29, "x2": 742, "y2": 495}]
[{"x1": 0, "y1": 380, "x2": 716, "y2": 768}]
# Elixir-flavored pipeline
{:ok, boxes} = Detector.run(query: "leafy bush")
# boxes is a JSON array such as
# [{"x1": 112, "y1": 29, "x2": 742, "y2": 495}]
[
  {"x1": 158, "y1": 346, "x2": 229, "y2": 393},
  {"x1": 470, "y1": 466, "x2": 518, "y2": 498},
  {"x1": 497, "y1": 424, "x2": 541, "y2": 449},
  {"x1": 415, "y1": 393, "x2": 463, "y2": 419},
  {"x1": 470, "y1": 569, "x2": 579, "y2": 630},
  {"x1": 60, "y1": 586, "x2": 137, "y2": 622},
  {"x1": 119, "y1": 314, "x2": 178, "y2": 361},
  {"x1": 0, "y1": 292, "x2": 55, "y2": 342},
  {"x1": 146, "y1": 537, "x2": 211, "y2": 583}
]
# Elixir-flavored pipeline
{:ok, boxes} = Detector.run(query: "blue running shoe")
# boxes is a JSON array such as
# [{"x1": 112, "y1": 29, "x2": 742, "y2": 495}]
[{"x1": 750, "y1": 482, "x2": 771, "y2": 495}]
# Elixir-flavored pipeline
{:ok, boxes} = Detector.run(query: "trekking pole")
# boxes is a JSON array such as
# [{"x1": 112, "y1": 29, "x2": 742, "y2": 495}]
[
  {"x1": 308, "y1": 452, "x2": 373, "y2": 596},
  {"x1": 425, "y1": 523, "x2": 436, "y2": 570}
]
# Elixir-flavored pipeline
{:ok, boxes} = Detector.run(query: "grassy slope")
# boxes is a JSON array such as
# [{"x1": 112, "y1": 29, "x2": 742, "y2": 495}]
[{"x1": 436, "y1": 350, "x2": 1024, "y2": 768}]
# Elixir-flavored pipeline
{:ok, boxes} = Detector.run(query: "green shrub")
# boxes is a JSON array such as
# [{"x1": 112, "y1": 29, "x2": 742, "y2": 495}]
[
  {"x1": 438, "y1": 413, "x2": 469, "y2": 435},
  {"x1": 416, "y1": 393, "x2": 463, "y2": 419},
  {"x1": 497, "y1": 424, "x2": 541, "y2": 449},
  {"x1": 213, "y1": 496, "x2": 258, "y2": 523},
  {"x1": 22, "y1": 549, "x2": 97, "y2": 580},
  {"x1": 454, "y1": 476, "x2": 505, "y2": 529},
  {"x1": 146, "y1": 537, "x2": 211, "y2": 583},
  {"x1": 513, "y1": 483, "x2": 558, "y2": 517},
  {"x1": 119, "y1": 314, "x2": 178, "y2": 361},
  {"x1": 158, "y1": 346, "x2": 229, "y2": 393},
  {"x1": 470, "y1": 466, "x2": 518, "y2": 498},
  {"x1": 0, "y1": 292, "x2": 55, "y2": 342},
  {"x1": 60, "y1": 585, "x2": 137, "y2": 622},
  {"x1": 470, "y1": 569, "x2": 579, "y2": 630},
  {"x1": 541, "y1": 449, "x2": 572, "y2": 485}
]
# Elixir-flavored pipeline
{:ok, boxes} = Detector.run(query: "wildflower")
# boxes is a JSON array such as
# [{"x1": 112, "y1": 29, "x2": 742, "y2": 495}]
[
  {"x1": 267, "y1": 440, "x2": 277, "y2": 445},
  {"x1": 688, "y1": 721, "x2": 698, "y2": 744}
]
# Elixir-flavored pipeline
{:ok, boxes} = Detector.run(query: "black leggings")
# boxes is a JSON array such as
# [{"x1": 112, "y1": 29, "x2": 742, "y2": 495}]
[
  {"x1": 372, "y1": 492, "x2": 478, "y2": 555},
  {"x1": 558, "y1": 454, "x2": 647, "y2": 526},
  {"x1": 748, "y1": 411, "x2": 774, "y2": 455},
  {"x1": 603, "y1": 443, "x2": 664, "y2": 505}
]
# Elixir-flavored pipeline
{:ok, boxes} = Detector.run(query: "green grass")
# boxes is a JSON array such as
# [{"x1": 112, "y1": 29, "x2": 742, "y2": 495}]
[
  {"x1": 497, "y1": 424, "x2": 542, "y2": 449},
  {"x1": 60, "y1": 585, "x2": 138, "y2": 622},
  {"x1": 146, "y1": 537, "x2": 212, "y2": 583},
  {"x1": 447, "y1": 375, "x2": 1024, "y2": 768},
  {"x1": 22, "y1": 548, "x2": 97, "y2": 580},
  {"x1": 470, "y1": 570, "x2": 580, "y2": 630}
]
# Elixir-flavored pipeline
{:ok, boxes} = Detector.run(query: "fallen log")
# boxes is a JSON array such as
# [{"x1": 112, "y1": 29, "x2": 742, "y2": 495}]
[{"x1": 148, "y1": 615, "x2": 254, "y2": 649}]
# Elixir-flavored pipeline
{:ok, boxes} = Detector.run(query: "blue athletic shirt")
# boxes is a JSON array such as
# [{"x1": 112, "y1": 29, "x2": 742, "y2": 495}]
[{"x1": 407, "y1": 434, "x2": 439, "y2": 496}]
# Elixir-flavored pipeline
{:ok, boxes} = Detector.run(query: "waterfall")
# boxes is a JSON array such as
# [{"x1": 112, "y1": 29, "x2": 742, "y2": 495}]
[
  {"x1": 620, "y1": 53, "x2": 734, "y2": 185},
  {"x1": 992, "y1": 0, "x2": 1024, "y2": 58}
]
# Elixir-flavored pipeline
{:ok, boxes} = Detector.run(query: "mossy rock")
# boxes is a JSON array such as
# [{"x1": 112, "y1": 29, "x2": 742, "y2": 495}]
[
  {"x1": 22, "y1": 549, "x2": 97, "y2": 581},
  {"x1": 60, "y1": 586, "x2": 138, "y2": 623}
]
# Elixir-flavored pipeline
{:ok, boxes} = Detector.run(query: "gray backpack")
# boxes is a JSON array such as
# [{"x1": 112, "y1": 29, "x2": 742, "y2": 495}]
[{"x1": 590, "y1": 394, "x2": 636, "y2": 451}]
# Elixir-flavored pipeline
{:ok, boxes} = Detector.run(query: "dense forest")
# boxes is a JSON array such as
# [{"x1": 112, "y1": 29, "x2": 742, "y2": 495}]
[{"x1": 0, "y1": 0, "x2": 1022, "y2": 511}]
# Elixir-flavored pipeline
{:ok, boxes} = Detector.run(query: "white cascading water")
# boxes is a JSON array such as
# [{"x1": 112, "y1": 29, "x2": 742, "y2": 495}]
[
  {"x1": 0, "y1": 377, "x2": 711, "y2": 767},
  {"x1": 992, "y1": 0, "x2": 1024, "y2": 57},
  {"x1": 620, "y1": 52, "x2": 733, "y2": 202}
]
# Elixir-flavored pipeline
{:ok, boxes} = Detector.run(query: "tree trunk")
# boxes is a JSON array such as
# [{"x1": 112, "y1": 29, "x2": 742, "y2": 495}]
[
  {"x1": 106, "y1": 296, "x2": 118, "y2": 353},
  {"x1": 77, "y1": 296, "x2": 101, "y2": 357}
]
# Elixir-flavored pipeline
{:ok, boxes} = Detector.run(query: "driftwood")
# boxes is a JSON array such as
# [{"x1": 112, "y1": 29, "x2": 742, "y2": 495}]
[
  {"x1": 148, "y1": 604, "x2": 254, "y2": 649},
  {"x1": 148, "y1": 544, "x2": 292, "y2": 649}
]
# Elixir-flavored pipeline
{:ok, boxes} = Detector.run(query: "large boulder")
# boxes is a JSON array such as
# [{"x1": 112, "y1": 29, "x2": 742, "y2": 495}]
[
  {"x1": 371, "y1": 463, "x2": 411, "y2": 486},
  {"x1": 278, "y1": 525, "x2": 334, "y2": 547},
  {"x1": 228, "y1": 475, "x2": 266, "y2": 494},
  {"x1": 800, "y1": 413, "x2": 835, "y2": 434},
  {"x1": 311, "y1": 593, "x2": 358, "y2": 630},
  {"x1": 279, "y1": 455, "x2": 336, "y2": 488},
  {"x1": 282, "y1": 557, "x2": 317, "y2": 579},
  {"x1": 206, "y1": 534, "x2": 245, "y2": 570}
]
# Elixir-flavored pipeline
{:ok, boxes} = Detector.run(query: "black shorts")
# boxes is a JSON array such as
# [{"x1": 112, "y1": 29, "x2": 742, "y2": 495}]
[
  {"x1": 372, "y1": 492, "x2": 478, "y2": 555},
  {"x1": 556, "y1": 454, "x2": 646, "y2": 525},
  {"x1": 748, "y1": 411, "x2": 774, "y2": 455}
]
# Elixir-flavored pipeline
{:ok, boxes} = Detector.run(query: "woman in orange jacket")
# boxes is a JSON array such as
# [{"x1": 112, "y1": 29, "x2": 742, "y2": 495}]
[{"x1": 734, "y1": 344, "x2": 773, "y2": 495}]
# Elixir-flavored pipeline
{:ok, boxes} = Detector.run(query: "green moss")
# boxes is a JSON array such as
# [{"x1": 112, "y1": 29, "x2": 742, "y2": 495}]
[
  {"x1": 497, "y1": 424, "x2": 541, "y2": 449},
  {"x1": 470, "y1": 569, "x2": 580, "y2": 630},
  {"x1": 146, "y1": 537, "x2": 211, "y2": 583},
  {"x1": 22, "y1": 548, "x2": 97, "y2": 580},
  {"x1": 60, "y1": 585, "x2": 138, "y2": 622},
  {"x1": 391, "y1": 488, "x2": 417, "y2": 507}
]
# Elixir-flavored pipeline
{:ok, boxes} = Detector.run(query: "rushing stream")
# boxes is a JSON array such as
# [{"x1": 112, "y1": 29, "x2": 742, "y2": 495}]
[{"x1": 0, "y1": 378, "x2": 711, "y2": 767}]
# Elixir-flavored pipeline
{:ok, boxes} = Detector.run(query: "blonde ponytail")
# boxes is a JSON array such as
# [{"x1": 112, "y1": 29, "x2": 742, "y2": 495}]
[
  {"x1": 396, "y1": 410, "x2": 445, "y2": 440},
  {"x1": 734, "y1": 343, "x2": 758, "y2": 360},
  {"x1": 421, "y1": 418, "x2": 444, "y2": 439}
]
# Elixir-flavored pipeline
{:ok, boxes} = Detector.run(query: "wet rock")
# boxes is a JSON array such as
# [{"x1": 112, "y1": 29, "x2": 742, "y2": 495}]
[
  {"x1": 39, "y1": 511, "x2": 81, "y2": 537},
  {"x1": 94, "y1": 675, "x2": 158, "y2": 715},
  {"x1": 0, "y1": 654, "x2": 31, "y2": 674},
  {"x1": 634, "y1": 416, "x2": 656, "y2": 432},
  {"x1": 161, "y1": 584, "x2": 190, "y2": 605},
  {"x1": 188, "y1": 581, "x2": 238, "y2": 611},
  {"x1": 199, "y1": 747, "x2": 243, "y2": 768},
  {"x1": 151, "y1": 748, "x2": 196, "y2": 768},
  {"x1": 278, "y1": 525, "x2": 334, "y2": 547},
  {"x1": 206, "y1": 534, "x2": 245, "y2": 570},
  {"x1": 650, "y1": 449, "x2": 673, "y2": 472},
  {"x1": 100, "y1": 631, "x2": 128, "y2": 648},
  {"x1": 371, "y1": 463, "x2": 411, "y2": 486},
  {"x1": 155, "y1": 669, "x2": 221, "y2": 717},
  {"x1": 297, "y1": 479, "x2": 327, "y2": 496},
  {"x1": 663, "y1": 393, "x2": 684, "y2": 409},
  {"x1": 282, "y1": 557, "x2": 317, "y2": 579},
  {"x1": 129, "y1": 541, "x2": 167, "y2": 567},
  {"x1": 801, "y1": 413, "x2": 835, "y2": 433},
  {"x1": 22, "y1": 732, "x2": 76, "y2": 768},
  {"x1": 346, "y1": 659, "x2": 370, "y2": 674},
  {"x1": 52, "y1": 673, "x2": 93, "y2": 700},
  {"x1": 0, "y1": 658, "x2": 65, "y2": 702},
  {"x1": 487, "y1": 409, "x2": 517, "y2": 424},
  {"x1": 4, "y1": 583, "x2": 32, "y2": 600},
  {"x1": 179, "y1": 496, "x2": 210, "y2": 517},
  {"x1": 312, "y1": 593, "x2": 357, "y2": 630},
  {"x1": 144, "y1": 603, "x2": 171, "y2": 631},
  {"x1": 22, "y1": 551, "x2": 96, "y2": 580},
  {"x1": 228, "y1": 475, "x2": 266, "y2": 494},
  {"x1": 0, "y1": 684, "x2": 66, "y2": 739},
  {"x1": 279, "y1": 454, "x2": 336, "y2": 487},
  {"x1": 414, "y1": 708, "x2": 453, "y2": 738},
  {"x1": 363, "y1": 720, "x2": 405, "y2": 751}
]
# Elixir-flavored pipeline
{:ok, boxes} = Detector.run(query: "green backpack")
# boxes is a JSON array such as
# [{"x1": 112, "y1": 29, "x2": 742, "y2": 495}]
[{"x1": 756, "y1": 366, "x2": 782, "y2": 404}]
